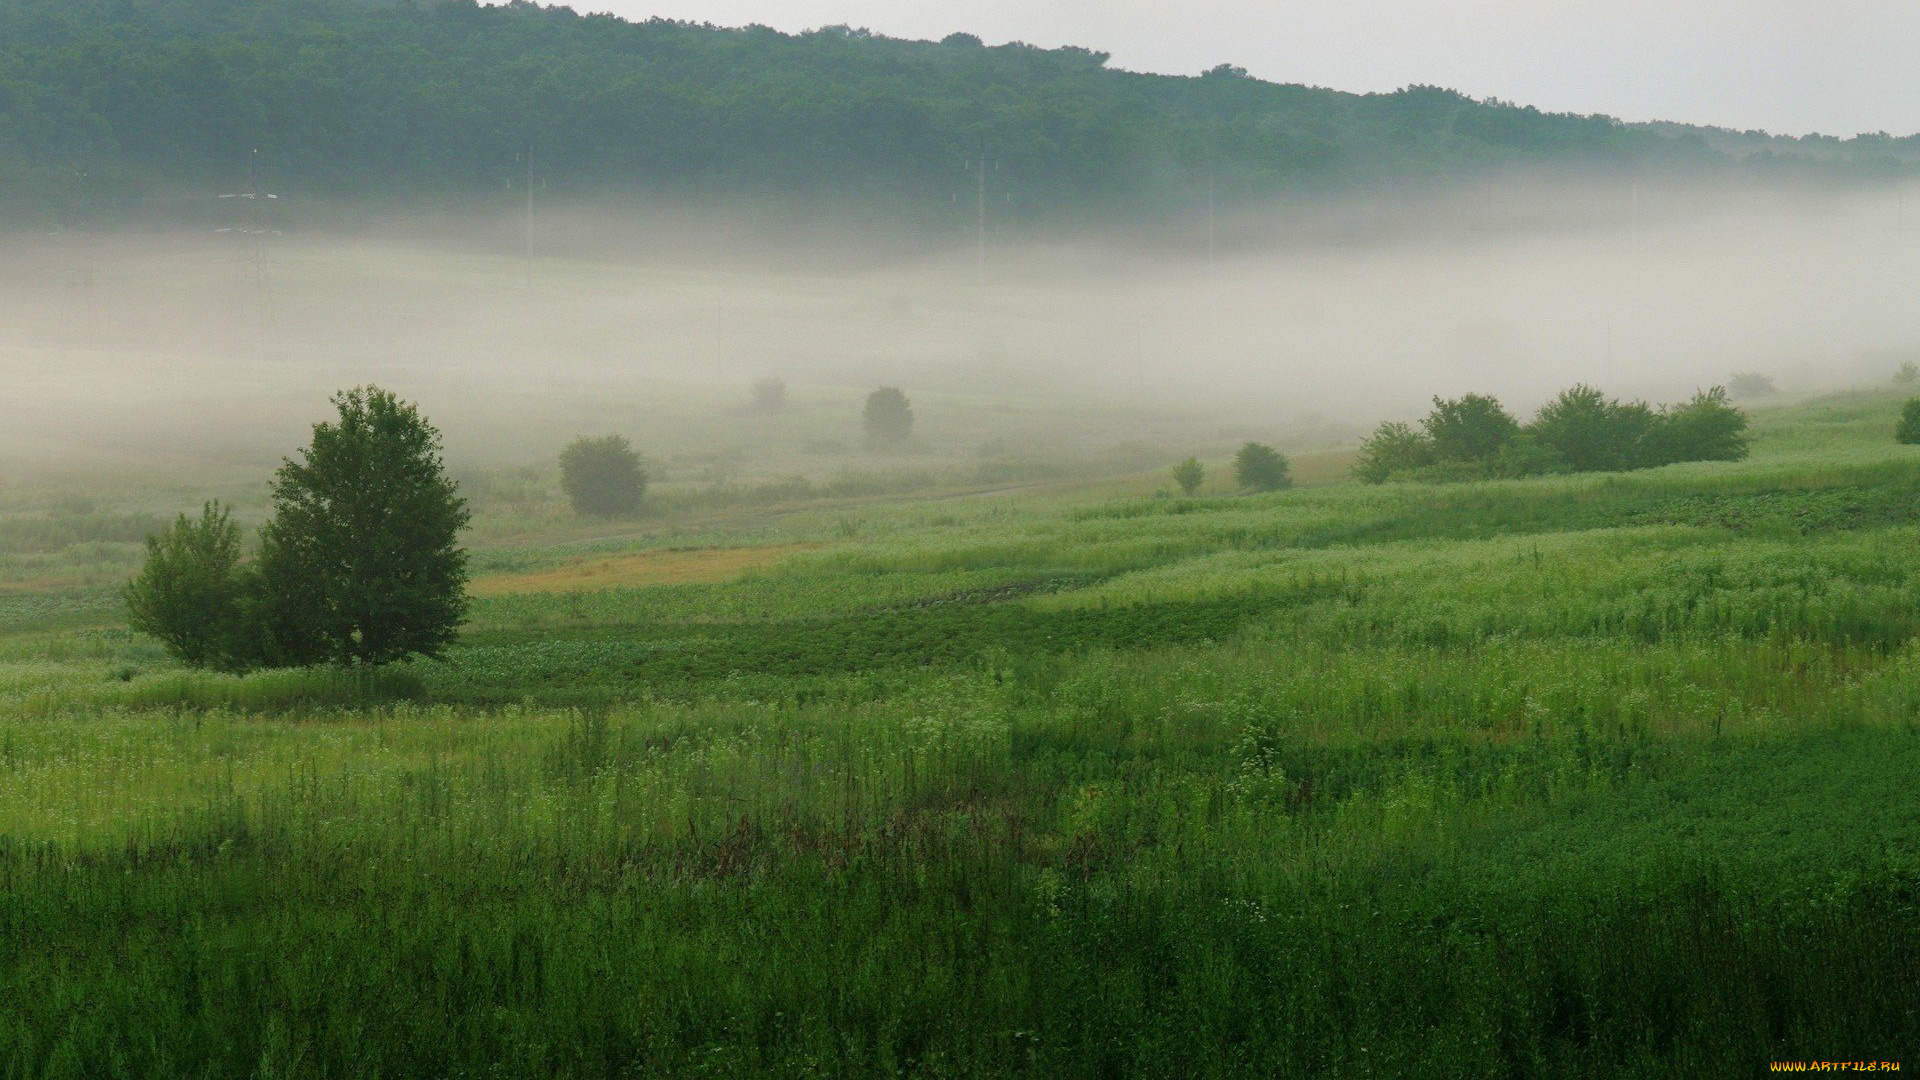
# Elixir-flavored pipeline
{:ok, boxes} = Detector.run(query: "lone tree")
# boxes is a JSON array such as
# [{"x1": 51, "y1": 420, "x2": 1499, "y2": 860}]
[
  {"x1": 123, "y1": 502, "x2": 248, "y2": 671},
  {"x1": 1171, "y1": 457, "x2": 1204, "y2": 496},
  {"x1": 559, "y1": 434, "x2": 647, "y2": 516},
  {"x1": 1899, "y1": 399, "x2": 1920, "y2": 445},
  {"x1": 863, "y1": 386, "x2": 914, "y2": 444},
  {"x1": 254, "y1": 387, "x2": 470, "y2": 667},
  {"x1": 751, "y1": 377, "x2": 789, "y2": 413},
  {"x1": 1234, "y1": 442, "x2": 1292, "y2": 491}
]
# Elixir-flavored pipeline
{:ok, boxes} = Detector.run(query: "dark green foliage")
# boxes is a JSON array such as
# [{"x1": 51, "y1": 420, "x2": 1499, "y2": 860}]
[
  {"x1": 0, "y1": 0, "x2": 1900, "y2": 224},
  {"x1": 863, "y1": 387, "x2": 914, "y2": 444},
  {"x1": 122, "y1": 502, "x2": 246, "y2": 670},
  {"x1": 1898, "y1": 399, "x2": 1920, "y2": 445},
  {"x1": 1644, "y1": 387, "x2": 1750, "y2": 464},
  {"x1": 750, "y1": 377, "x2": 789, "y2": 414},
  {"x1": 1423, "y1": 393, "x2": 1518, "y2": 464},
  {"x1": 1232, "y1": 442, "x2": 1291, "y2": 491},
  {"x1": 1357, "y1": 385, "x2": 1750, "y2": 483},
  {"x1": 558, "y1": 434, "x2": 647, "y2": 517},
  {"x1": 1350, "y1": 421, "x2": 1434, "y2": 483},
  {"x1": 255, "y1": 387, "x2": 470, "y2": 667},
  {"x1": 1530, "y1": 384, "x2": 1655, "y2": 472},
  {"x1": 1170, "y1": 456, "x2": 1203, "y2": 496}
]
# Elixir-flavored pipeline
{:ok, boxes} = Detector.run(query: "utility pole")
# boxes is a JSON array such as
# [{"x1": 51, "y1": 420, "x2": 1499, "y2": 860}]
[
  {"x1": 523, "y1": 147, "x2": 535, "y2": 290},
  {"x1": 975, "y1": 140, "x2": 987, "y2": 287},
  {"x1": 1630, "y1": 180, "x2": 1641, "y2": 253},
  {"x1": 61, "y1": 167, "x2": 101, "y2": 338},
  {"x1": 1207, "y1": 173, "x2": 1217, "y2": 275},
  {"x1": 218, "y1": 149, "x2": 278, "y2": 315}
]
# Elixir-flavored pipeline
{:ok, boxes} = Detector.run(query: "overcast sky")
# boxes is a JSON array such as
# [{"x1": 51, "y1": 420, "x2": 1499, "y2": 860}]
[{"x1": 560, "y1": 0, "x2": 1918, "y2": 137}]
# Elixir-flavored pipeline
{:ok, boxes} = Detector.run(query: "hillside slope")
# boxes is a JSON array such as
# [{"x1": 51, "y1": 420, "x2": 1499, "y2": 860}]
[{"x1": 2, "y1": 0, "x2": 1915, "y2": 223}]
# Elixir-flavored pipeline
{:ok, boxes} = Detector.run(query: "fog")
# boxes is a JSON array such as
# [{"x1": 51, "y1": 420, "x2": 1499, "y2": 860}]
[{"x1": 3, "y1": 175, "x2": 1916, "y2": 482}]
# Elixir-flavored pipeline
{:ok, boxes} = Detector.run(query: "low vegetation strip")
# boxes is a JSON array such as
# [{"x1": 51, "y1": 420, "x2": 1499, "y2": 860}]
[
  {"x1": 467, "y1": 543, "x2": 820, "y2": 596},
  {"x1": 428, "y1": 585, "x2": 1328, "y2": 703}
]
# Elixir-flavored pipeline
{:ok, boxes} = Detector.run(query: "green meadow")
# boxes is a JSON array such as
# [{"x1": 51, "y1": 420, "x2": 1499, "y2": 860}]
[{"x1": 1, "y1": 388, "x2": 1917, "y2": 1077}]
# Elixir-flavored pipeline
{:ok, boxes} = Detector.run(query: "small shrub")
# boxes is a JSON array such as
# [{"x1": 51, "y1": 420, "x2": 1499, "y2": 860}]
[
  {"x1": 122, "y1": 503, "x2": 248, "y2": 671},
  {"x1": 1234, "y1": 442, "x2": 1291, "y2": 491},
  {"x1": 559, "y1": 434, "x2": 648, "y2": 517},
  {"x1": 1895, "y1": 361, "x2": 1918, "y2": 386},
  {"x1": 1898, "y1": 399, "x2": 1920, "y2": 445},
  {"x1": 1171, "y1": 457, "x2": 1204, "y2": 496},
  {"x1": 1728, "y1": 372, "x2": 1777, "y2": 399},
  {"x1": 863, "y1": 387, "x2": 914, "y2": 444}
]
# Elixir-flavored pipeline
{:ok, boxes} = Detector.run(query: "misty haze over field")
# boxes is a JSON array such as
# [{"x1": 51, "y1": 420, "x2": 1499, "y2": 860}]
[{"x1": 2, "y1": 177, "x2": 1916, "y2": 473}]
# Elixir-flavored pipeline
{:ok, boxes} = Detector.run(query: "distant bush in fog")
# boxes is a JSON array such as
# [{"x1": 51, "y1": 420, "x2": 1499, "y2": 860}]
[
  {"x1": 751, "y1": 378, "x2": 788, "y2": 414},
  {"x1": 1171, "y1": 457, "x2": 1204, "y2": 496},
  {"x1": 559, "y1": 435, "x2": 648, "y2": 517},
  {"x1": 863, "y1": 387, "x2": 914, "y2": 445},
  {"x1": 1234, "y1": 443, "x2": 1291, "y2": 492}
]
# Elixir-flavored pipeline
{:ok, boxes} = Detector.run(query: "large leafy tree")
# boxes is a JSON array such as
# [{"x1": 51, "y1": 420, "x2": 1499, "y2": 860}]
[{"x1": 255, "y1": 387, "x2": 470, "y2": 667}]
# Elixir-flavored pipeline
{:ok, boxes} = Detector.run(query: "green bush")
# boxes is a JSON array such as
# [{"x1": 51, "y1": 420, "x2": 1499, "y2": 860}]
[
  {"x1": 1352, "y1": 421, "x2": 1435, "y2": 484},
  {"x1": 863, "y1": 387, "x2": 915, "y2": 444},
  {"x1": 1424, "y1": 394, "x2": 1518, "y2": 464},
  {"x1": 1645, "y1": 387, "x2": 1750, "y2": 465},
  {"x1": 1898, "y1": 399, "x2": 1920, "y2": 445},
  {"x1": 559, "y1": 434, "x2": 648, "y2": 516},
  {"x1": 1530, "y1": 384, "x2": 1654, "y2": 473},
  {"x1": 122, "y1": 502, "x2": 247, "y2": 670},
  {"x1": 1234, "y1": 442, "x2": 1291, "y2": 491}
]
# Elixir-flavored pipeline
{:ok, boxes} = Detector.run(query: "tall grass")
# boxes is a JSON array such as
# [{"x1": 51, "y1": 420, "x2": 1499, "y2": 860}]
[{"x1": 1, "y1": 390, "x2": 1918, "y2": 1075}]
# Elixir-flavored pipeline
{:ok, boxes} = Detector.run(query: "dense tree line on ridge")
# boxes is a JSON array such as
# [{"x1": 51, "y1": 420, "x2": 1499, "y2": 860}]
[{"x1": 2, "y1": 0, "x2": 1915, "y2": 224}]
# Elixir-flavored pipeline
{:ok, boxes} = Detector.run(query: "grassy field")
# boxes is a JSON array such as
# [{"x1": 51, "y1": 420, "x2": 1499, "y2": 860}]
[{"x1": 1, "y1": 388, "x2": 1917, "y2": 1077}]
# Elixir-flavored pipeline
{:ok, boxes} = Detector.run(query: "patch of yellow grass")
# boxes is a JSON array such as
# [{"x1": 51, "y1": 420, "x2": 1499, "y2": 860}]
[{"x1": 470, "y1": 543, "x2": 816, "y2": 596}]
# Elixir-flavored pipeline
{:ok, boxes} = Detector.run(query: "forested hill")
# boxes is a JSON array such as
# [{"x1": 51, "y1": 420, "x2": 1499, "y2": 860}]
[{"x1": 2, "y1": 0, "x2": 1915, "y2": 224}]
